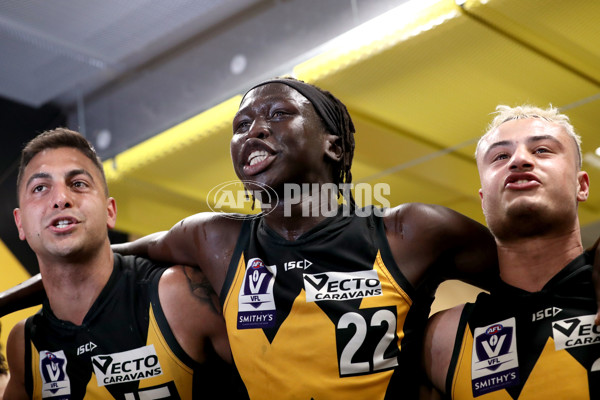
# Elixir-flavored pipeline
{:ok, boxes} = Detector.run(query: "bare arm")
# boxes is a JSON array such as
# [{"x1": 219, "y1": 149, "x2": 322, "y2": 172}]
[
  {"x1": 0, "y1": 274, "x2": 45, "y2": 318},
  {"x1": 158, "y1": 265, "x2": 231, "y2": 364},
  {"x1": 5, "y1": 320, "x2": 29, "y2": 400},
  {"x1": 422, "y1": 304, "x2": 465, "y2": 397},
  {"x1": 384, "y1": 203, "x2": 498, "y2": 290},
  {"x1": 112, "y1": 213, "x2": 243, "y2": 292}
]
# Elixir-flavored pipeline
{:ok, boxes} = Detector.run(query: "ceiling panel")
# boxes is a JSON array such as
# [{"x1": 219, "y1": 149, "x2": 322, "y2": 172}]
[
  {"x1": 99, "y1": 0, "x2": 600, "y2": 246},
  {"x1": 0, "y1": 0, "x2": 261, "y2": 106}
]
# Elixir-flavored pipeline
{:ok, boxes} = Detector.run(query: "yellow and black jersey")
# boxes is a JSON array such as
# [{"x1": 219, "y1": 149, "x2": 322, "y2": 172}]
[
  {"x1": 24, "y1": 254, "x2": 229, "y2": 399},
  {"x1": 447, "y1": 253, "x2": 600, "y2": 399},
  {"x1": 221, "y1": 206, "x2": 431, "y2": 399}
]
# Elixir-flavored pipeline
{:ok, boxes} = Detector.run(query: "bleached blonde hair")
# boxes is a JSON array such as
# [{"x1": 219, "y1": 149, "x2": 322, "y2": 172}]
[{"x1": 475, "y1": 105, "x2": 582, "y2": 168}]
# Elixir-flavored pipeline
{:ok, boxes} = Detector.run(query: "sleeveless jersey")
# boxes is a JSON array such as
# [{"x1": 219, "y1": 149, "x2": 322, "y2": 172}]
[
  {"x1": 447, "y1": 253, "x2": 600, "y2": 399},
  {"x1": 24, "y1": 253, "x2": 229, "y2": 399},
  {"x1": 221, "y1": 207, "x2": 431, "y2": 399}
]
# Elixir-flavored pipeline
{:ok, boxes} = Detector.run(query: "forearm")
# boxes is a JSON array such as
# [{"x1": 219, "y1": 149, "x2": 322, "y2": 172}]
[
  {"x1": 0, "y1": 274, "x2": 45, "y2": 317},
  {"x1": 436, "y1": 208, "x2": 499, "y2": 291},
  {"x1": 111, "y1": 232, "x2": 165, "y2": 259}
]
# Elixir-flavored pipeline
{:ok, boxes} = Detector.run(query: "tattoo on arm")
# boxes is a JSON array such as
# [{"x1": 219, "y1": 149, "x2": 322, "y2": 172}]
[{"x1": 182, "y1": 266, "x2": 221, "y2": 314}]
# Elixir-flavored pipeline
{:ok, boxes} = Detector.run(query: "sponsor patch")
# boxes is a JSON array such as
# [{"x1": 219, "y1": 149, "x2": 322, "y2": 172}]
[
  {"x1": 91, "y1": 345, "x2": 162, "y2": 387},
  {"x1": 39, "y1": 350, "x2": 71, "y2": 398},
  {"x1": 303, "y1": 270, "x2": 382, "y2": 302},
  {"x1": 237, "y1": 258, "x2": 277, "y2": 329},
  {"x1": 553, "y1": 314, "x2": 600, "y2": 350},
  {"x1": 471, "y1": 318, "x2": 519, "y2": 397}
]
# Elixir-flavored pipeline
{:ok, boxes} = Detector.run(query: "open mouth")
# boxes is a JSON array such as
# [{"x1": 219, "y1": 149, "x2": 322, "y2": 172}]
[
  {"x1": 505, "y1": 173, "x2": 539, "y2": 188},
  {"x1": 54, "y1": 219, "x2": 73, "y2": 228},
  {"x1": 248, "y1": 150, "x2": 269, "y2": 166}
]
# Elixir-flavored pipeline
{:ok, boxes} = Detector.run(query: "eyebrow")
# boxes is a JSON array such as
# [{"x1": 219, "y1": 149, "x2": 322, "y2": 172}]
[
  {"x1": 484, "y1": 134, "x2": 563, "y2": 159},
  {"x1": 25, "y1": 169, "x2": 95, "y2": 189},
  {"x1": 25, "y1": 172, "x2": 51, "y2": 189}
]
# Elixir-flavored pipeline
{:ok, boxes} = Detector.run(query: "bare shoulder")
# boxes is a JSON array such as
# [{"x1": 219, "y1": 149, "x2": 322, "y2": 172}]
[
  {"x1": 158, "y1": 265, "x2": 231, "y2": 364},
  {"x1": 161, "y1": 212, "x2": 246, "y2": 288},
  {"x1": 5, "y1": 320, "x2": 29, "y2": 400},
  {"x1": 383, "y1": 203, "x2": 470, "y2": 237},
  {"x1": 7, "y1": 319, "x2": 26, "y2": 358},
  {"x1": 423, "y1": 304, "x2": 465, "y2": 394},
  {"x1": 172, "y1": 212, "x2": 244, "y2": 247},
  {"x1": 175, "y1": 213, "x2": 244, "y2": 258},
  {"x1": 381, "y1": 203, "x2": 467, "y2": 285},
  {"x1": 160, "y1": 265, "x2": 221, "y2": 313}
]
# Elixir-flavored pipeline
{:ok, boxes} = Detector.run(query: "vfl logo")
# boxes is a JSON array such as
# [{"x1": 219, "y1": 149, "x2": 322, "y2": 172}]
[
  {"x1": 242, "y1": 259, "x2": 275, "y2": 301},
  {"x1": 237, "y1": 258, "x2": 277, "y2": 329},
  {"x1": 552, "y1": 314, "x2": 600, "y2": 350},
  {"x1": 471, "y1": 318, "x2": 519, "y2": 397},
  {"x1": 477, "y1": 324, "x2": 511, "y2": 364},
  {"x1": 39, "y1": 350, "x2": 71, "y2": 397},
  {"x1": 304, "y1": 270, "x2": 382, "y2": 302}
]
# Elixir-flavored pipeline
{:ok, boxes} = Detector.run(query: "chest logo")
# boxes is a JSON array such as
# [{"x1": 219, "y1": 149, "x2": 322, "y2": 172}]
[
  {"x1": 303, "y1": 270, "x2": 382, "y2": 302},
  {"x1": 471, "y1": 317, "x2": 519, "y2": 397},
  {"x1": 39, "y1": 350, "x2": 71, "y2": 398},
  {"x1": 237, "y1": 257, "x2": 277, "y2": 329},
  {"x1": 284, "y1": 259, "x2": 313, "y2": 271},
  {"x1": 552, "y1": 314, "x2": 600, "y2": 350},
  {"x1": 91, "y1": 345, "x2": 163, "y2": 387},
  {"x1": 77, "y1": 341, "x2": 97, "y2": 355}
]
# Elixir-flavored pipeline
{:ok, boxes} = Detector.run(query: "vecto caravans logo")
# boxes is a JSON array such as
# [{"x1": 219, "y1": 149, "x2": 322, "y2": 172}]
[{"x1": 91, "y1": 345, "x2": 163, "y2": 387}]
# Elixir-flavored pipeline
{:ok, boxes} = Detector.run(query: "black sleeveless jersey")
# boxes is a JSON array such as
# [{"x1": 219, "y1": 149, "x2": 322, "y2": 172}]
[
  {"x1": 24, "y1": 253, "x2": 229, "y2": 399},
  {"x1": 447, "y1": 253, "x2": 600, "y2": 399},
  {"x1": 221, "y1": 207, "x2": 432, "y2": 399}
]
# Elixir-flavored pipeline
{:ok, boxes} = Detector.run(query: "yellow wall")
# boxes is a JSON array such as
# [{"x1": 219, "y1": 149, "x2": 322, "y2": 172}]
[{"x1": 0, "y1": 239, "x2": 40, "y2": 368}]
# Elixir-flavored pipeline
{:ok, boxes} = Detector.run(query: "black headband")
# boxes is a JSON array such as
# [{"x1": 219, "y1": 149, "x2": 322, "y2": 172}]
[{"x1": 241, "y1": 78, "x2": 345, "y2": 137}]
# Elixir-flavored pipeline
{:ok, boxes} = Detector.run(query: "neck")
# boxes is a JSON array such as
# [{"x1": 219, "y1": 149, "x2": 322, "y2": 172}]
[
  {"x1": 38, "y1": 245, "x2": 114, "y2": 325},
  {"x1": 496, "y1": 228, "x2": 583, "y2": 292},
  {"x1": 262, "y1": 185, "x2": 341, "y2": 241}
]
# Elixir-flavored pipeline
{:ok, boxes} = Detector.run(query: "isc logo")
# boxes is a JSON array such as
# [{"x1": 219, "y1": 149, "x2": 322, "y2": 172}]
[
  {"x1": 532, "y1": 307, "x2": 562, "y2": 322},
  {"x1": 284, "y1": 259, "x2": 313, "y2": 271},
  {"x1": 77, "y1": 342, "x2": 98, "y2": 355}
]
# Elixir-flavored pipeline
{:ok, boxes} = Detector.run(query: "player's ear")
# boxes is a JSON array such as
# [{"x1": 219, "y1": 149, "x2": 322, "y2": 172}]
[
  {"x1": 324, "y1": 134, "x2": 343, "y2": 163},
  {"x1": 576, "y1": 171, "x2": 589, "y2": 202},
  {"x1": 13, "y1": 208, "x2": 26, "y2": 241},
  {"x1": 106, "y1": 197, "x2": 117, "y2": 229}
]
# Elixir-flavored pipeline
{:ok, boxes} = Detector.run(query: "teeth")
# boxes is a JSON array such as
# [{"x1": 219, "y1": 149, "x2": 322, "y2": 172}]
[
  {"x1": 515, "y1": 180, "x2": 530, "y2": 184},
  {"x1": 55, "y1": 220, "x2": 71, "y2": 228},
  {"x1": 248, "y1": 150, "x2": 268, "y2": 166}
]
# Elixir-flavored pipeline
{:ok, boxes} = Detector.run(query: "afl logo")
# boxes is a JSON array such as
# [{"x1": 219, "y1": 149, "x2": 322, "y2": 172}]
[
  {"x1": 207, "y1": 180, "x2": 279, "y2": 220},
  {"x1": 250, "y1": 259, "x2": 264, "y2": 269},
  {"x1": 486, "y1": 324, "x2": 503, "y2": 335}
]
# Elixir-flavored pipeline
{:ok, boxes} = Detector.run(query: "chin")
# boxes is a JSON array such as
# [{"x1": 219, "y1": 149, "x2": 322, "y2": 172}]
[{"x1": 490, "y1": 209, "x2": 557, "y2": 241}]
